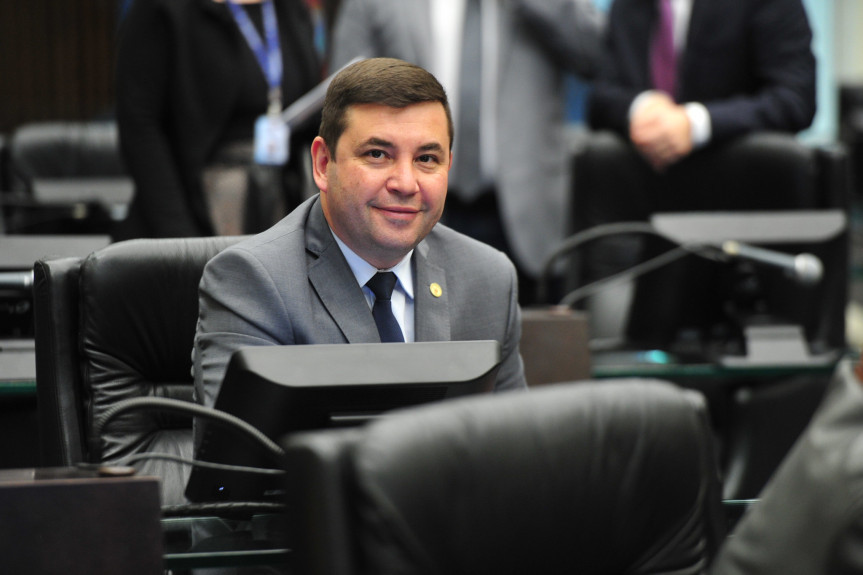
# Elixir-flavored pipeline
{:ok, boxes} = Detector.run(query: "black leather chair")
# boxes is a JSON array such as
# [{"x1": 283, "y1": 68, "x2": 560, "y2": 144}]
[
  {"x1": 283, "y1": 379, "x2": 727, "y2": 575},
  {"x1": 33, "y1": 236, "x2": 244, "y2": 505},
  {"x1": 5, "y1": 121, "x2": 131, "y2": 234}
]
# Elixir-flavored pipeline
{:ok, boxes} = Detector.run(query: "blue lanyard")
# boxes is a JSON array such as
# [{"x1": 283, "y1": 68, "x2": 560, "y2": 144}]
[{"x1": 227, "y1": 0, "x2": 283, "y2": 112}]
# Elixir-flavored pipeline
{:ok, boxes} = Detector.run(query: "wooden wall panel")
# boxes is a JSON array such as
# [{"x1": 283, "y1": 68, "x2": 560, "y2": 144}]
[{"x1": 0, "y1": 1, "x2": 117, "y2": 133}]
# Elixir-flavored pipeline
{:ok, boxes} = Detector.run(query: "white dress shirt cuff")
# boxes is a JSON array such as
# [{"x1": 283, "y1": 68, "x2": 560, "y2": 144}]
[{"x1": 684, "y1": 102, "x2": 712, "y2": 148}]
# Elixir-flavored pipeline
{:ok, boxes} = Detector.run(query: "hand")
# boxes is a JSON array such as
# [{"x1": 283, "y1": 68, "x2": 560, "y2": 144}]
[{"x1": 629, "y1": 92, "x2": 693, "y2": 172}]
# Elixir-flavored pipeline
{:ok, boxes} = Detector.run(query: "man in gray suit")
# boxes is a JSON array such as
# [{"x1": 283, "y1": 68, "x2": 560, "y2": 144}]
[
  {"x1": 329, "y1": 0, "x2": 605, "y2": 303},
  {"x1": 193, "y1": 58, "x2": 527, "y2": 408}
]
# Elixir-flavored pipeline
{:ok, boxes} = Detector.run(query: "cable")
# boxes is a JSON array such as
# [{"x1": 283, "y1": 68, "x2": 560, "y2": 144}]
[
  {"x1": 536, "y1": 221, "x2": 725, "y2": 306},
  {"x1": 91, "y1": 397, "x2": 285, "y2": 464},
  {"x1": 536, "y1": 222, "x2": 664, "y2": 304},
  {"x1": 121, "y1": 452, "x2": 284, "y2": 476},
  {"x1": 560, "y1": 245, "x2": 688, "y2": 307}
]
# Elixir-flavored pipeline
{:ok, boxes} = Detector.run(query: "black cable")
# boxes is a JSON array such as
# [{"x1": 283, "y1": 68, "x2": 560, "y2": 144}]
[
  {"x1": 122, "y1": 452, "x2": 284, "y2": 476},
  {"x1": 536, "y1": 222, "x2": 664, "y2": 304},
  {"x1": 91, "y1": 397, "x2": 284, "y2": 464},
  {"x1": 536, "y1": 221, "x2": 725, "y2": 306},
  {"x1": 558, "y1": 243, "x2": 719, "y2": 307}
]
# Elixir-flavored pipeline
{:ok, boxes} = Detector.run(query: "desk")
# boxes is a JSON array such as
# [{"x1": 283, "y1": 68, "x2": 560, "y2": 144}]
[
  {"x1": 0, "y1": 236, "x2": 111, "y2": 468},
  {"x1": 32, "y1": 178, "x2": 133, "y2": 222},
  {"x1": 163, "y1": 514, "x2": 289, "y2": 571}
]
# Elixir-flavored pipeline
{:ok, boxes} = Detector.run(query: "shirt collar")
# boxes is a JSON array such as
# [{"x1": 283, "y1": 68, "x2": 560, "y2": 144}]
[{"x1": 331, "y1": 231, "x2": 415, "y2": 301}]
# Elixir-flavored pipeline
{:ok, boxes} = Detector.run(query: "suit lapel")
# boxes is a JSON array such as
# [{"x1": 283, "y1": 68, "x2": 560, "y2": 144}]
[
  {"x1": 413, "y1": 238, "x2": 451, "y2": 342},
  {"x1": 305, "y1": 200, "x2": 379, "y2": 343},
  {"x1": 685, "y1": 0, "x2": 709, "y2": 44}
]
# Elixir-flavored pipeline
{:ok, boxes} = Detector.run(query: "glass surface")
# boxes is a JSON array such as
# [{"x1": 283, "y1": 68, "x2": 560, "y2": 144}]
[
  {"x1": 162, "y1": 514, "x2": 290, "y2": 571},
  {"x1": 591, "y1": 348, "x2": 844, "y2": 380}
]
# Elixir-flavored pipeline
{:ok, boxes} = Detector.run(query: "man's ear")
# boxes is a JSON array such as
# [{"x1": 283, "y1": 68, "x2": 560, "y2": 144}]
[{"x1": 310, "y1": 136, "x2": 331, "y2": 193}]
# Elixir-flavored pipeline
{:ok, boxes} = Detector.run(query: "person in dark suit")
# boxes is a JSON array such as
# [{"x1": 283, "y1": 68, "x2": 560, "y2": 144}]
[
  {"x1": 588, "y1": 0, "x2": 816, "y2": 171},
  {"x1": 709, "y1": 356, "x2": 863, "y2": 574},
  {"x1": 193, "y1": 58, "x2": 528, "y2": 408},
  {"x1": 577, "y1": 0, "x2": 817, "y2": 346},
  {"x1": 115, "y1": 0, "x2": 321, "y2": 241}
]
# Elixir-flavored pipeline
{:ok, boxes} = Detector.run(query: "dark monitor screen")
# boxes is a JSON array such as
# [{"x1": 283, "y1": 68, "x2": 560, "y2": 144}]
[
  {"x1": 185, "y1": 340, "x2": 501, "y2": 503},
  {"x1": 625, "y1": 211, "x2": 848, "y2": 366}
]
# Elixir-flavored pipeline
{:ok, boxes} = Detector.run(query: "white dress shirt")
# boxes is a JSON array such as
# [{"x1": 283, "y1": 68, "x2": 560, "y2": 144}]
[
  {"x1": 630, "y1": 0, "x2": 712, "y2": 148},
  {"x1": 332, "y1": 231, "x2": 416, "y2": 343}
]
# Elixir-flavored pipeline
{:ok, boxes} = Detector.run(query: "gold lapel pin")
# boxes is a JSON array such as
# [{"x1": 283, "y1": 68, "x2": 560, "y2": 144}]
[{"x1": 429, "y1": 282, "x2": 443, "y2": 298}]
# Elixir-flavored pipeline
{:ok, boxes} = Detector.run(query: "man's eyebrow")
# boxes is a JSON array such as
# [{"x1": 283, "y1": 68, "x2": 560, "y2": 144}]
[
  {"x1": 358, "y1": 138, "x2": 446, "y2": 154},
  {"x1": 418, "y1": 142, "x2": 445, "y2": 153},
  {"x1": 359, "y1": 137, "x2": 394, "y2": 148}
]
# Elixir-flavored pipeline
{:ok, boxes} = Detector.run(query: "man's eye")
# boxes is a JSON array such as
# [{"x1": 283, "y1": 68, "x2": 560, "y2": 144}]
[
  {"x1": 367, "y1": 150, "x2": 386, "y2": 159},
  {"x1": 417, "y1": 154, "x2": 438, "y2": 164}
]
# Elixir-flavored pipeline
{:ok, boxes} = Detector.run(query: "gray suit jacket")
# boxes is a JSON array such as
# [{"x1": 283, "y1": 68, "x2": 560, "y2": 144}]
[
  {"x1": 193, "y1": 195, "x2": 527, "y2": 408},
  {"x1": 710, "y1": 359, "x2": 863, "y2": 575},
  {"x1": 329, "y1": 0, "x2": 604, "y2": 276}
]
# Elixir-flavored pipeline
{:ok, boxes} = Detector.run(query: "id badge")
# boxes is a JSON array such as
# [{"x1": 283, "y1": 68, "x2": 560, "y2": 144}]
[{"x1": 254, "y1": 114, "x2": 289, "y2": 166}]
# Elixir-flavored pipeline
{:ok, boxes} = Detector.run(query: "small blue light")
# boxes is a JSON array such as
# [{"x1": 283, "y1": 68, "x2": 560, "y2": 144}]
[{"x1": 639, "y1": 350, "x2": 671, "y2": 364}]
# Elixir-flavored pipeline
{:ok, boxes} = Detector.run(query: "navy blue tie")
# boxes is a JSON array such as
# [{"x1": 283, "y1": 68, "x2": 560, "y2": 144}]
[{"x1": 366, "y1": 272, "x2": 404, "y2": 343}]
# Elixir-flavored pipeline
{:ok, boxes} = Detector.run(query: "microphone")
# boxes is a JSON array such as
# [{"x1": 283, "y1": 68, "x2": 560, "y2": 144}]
[{"x1": 721, "y1": 240, "x2": 823, "y2": 285}]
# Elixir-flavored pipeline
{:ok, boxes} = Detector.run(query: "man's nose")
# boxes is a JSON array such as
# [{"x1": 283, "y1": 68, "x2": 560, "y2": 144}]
[{"x1": 386, "y1": 159, "x2": 420, "y2": 194}]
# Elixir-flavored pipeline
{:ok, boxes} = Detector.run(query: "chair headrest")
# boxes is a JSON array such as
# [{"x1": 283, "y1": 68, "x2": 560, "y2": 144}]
[{"x1": 348, "y1": 379, "x2": 724, "y2": 574}]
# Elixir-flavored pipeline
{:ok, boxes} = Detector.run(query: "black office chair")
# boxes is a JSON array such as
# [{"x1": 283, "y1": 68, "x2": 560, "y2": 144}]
[
  {"x1": 32, "y1": 236, "x2": 245, "y2": 505},
  {"x1": 565, "y1": 131, "x2": 852, "y2": 500},
  {"x1": 5, "y1": 120, "x2": 131, "y2": 234},
  {"x1": 283, "y1": 379, "x2": 727, "y2": 575}
]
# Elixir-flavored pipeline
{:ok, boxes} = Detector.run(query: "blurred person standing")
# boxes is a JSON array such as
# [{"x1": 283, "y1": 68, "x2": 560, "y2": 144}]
[
  {"x1": 589, "y1": 0, "x2": 816, "y2": 172},
  {"x1": 576, "y1": 0, "x2": 816, "y2": 344},
  {"x1": 328, "y1": 0, "x2": 605, "y2": 304},
  {"x1": 115, "y1": 0, "x2": 322, "y2": 241}
]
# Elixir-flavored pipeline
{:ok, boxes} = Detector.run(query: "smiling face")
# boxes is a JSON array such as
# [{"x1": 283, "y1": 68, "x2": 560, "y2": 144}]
[{"x1": 312, "y1": 101, "x2": 452, "y2": 269}]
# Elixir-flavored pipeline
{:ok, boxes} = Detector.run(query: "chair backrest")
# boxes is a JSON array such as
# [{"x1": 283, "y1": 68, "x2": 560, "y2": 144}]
[
  {"x1": 568, "y1": 131, "x2": 850, "y2": 354},
  {"x1": 6, "y1": 121, "x2": 131, "y2": 234},
  {"x1": 33, "y1": 236, "x2": 245, "y2": 504},
  {"x1": 8, "y1": 121, "x2": 126, "y2": 187},
  {"x1": 283, "y1": 379, "x2": 727, "y2": 575}
]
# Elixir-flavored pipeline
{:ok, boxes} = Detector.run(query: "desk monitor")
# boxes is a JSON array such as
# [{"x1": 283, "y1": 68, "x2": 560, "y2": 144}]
[
  {"x1": 627, "y1": 211, "x2": 848, "y2": 366},
  {"x1": 185, "y1": 340, "x2": 501, "y2": 503}
]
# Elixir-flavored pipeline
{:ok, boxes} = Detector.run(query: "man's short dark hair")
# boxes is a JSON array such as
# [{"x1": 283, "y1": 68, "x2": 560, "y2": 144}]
[{"x1": 319, "y1": 58, "x2": 454, "y2": 155}]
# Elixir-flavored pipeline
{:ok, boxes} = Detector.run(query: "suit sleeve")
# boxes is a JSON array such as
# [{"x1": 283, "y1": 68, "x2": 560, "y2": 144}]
[
  {"x1": 328, "y1": 0, "x2": 380, "y2": 71},
  {"x1": 193, "y1": 247, "x2": 294, "y2": 408},
  {"x1": 586, "y1": 0, "x2": 647, "y2": 135},
  {"x1": 512, "y1": 0, "x2": 607, "y2": 80},
  {"x1": 116, "y1": 0, "x2": 203, "y2": 237},
  {"x1": 702, "y1": 0, "x2": 816, "y2": 142},
  {"x1": 494, "y1": 258, "x2": 529, "y2": 393},
  {"x1": 588, "y1": 0, "x2": 817, "y2": 142}
]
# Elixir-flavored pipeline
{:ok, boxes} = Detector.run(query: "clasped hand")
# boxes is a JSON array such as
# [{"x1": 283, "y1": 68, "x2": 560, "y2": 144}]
[{"x1": 629, "y1": 92, "x2": 692, "y2": 172}]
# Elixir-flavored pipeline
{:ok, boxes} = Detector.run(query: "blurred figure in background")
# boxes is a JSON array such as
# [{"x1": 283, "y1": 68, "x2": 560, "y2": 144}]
[
  {"x1": 709, "y1": 353, "x2": 863, "y2": 575},
  {"x1": 115, "y1": 0, "x2": 321, "y2": 241},
  {"x1": 577, "y1": 0, "x2": 816, "y2": 343},
  {"x1": 589, "y1": 0, "x2": 816, "y2": 172},
  {"x1": 329, "y1": 0, "x2": 605, "y2": 304}
]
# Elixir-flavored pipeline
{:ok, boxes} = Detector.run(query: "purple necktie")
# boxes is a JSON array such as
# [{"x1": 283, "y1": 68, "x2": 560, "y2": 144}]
[{"x1": 651, "y1": 0, "x2": 677, "y2": 98}]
